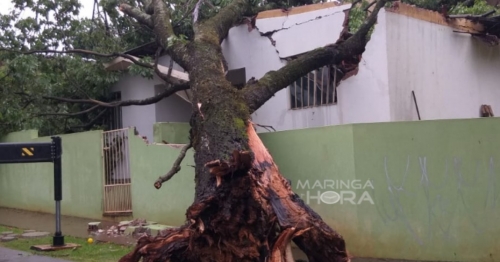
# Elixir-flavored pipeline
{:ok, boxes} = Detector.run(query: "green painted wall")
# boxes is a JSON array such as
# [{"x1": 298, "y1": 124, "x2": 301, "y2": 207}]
[
  {"x1": 128, "y1": 129, "x2": 195, "y2": 225},
  {"x1": 261, "y1": 118, "x2": 500, "y2": 261},
  {"x1": 0, "y1": 130, "x2": 104, "y2": 220},
  {"x1": 153, "y1": 122, "x2": 190, "y2": 144},
  {"x1": 2, "y1": 118, "x2": 500, "y2": 261},
  {"x1": 351, "y1": 119, "x2": 500, "y2": 261}
]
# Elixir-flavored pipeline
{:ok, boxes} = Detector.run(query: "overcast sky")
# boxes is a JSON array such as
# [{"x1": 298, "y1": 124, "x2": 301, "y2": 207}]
[{"x1": 2, "y1": 0, "x2": 94, "y2": 18}]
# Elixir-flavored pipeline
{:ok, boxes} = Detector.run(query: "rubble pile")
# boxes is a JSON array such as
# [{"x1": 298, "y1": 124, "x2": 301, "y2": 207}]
[{"x1": 88, "y1": 218, "x2": 175, "y2": 239}]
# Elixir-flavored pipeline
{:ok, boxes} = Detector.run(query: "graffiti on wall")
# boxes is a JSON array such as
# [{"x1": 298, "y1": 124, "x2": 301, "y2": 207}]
[{"x1": 372, "y1": 156, "x2": 499, "y2": 245}]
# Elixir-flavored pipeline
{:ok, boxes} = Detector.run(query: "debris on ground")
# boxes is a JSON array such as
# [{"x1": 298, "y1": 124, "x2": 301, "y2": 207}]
[
  {"x1": 87, "y1": 219, "x2": 177, "y2": 245},
  {"x1": 0, "y1": 230, "x2": 49, "y2": 242}
]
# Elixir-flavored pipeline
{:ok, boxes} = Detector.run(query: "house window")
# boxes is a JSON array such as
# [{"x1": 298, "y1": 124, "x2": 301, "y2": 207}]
[
  {"x1": 289, "y1": 65, "x2": 338, "y2": 109},
  {"x1": 106, "y1": 91, "x2": 123, "y2": 130}
]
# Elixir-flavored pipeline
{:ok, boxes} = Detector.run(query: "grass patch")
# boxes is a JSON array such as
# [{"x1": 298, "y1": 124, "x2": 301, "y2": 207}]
[{"x1": 0, "y1": 225, "x2": 132, "y2": 262}]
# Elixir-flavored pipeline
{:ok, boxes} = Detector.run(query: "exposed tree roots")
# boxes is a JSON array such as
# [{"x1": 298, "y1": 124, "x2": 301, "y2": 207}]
[{"x1": 119, "y1": 122, "x2": 350, "y2": 262}]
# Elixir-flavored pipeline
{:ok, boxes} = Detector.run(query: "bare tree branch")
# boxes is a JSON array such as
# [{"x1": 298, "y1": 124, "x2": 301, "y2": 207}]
[
  {"x1": 37, "y1": 105, "x2": 100, "y2": 117},
  {"x1": 70, "y1": 108, "x2": 109, "y2": 130},
  {"x1": 242, "y1": 0, "x2": 388, "y2": 113},
  {"x1": 0, "y1": 48, "x2": 153, "y2": 69},
  {"x1": 119, "y1": 0, "x2": 191, "y2": 72},
  {"x1": 42, "y1": 82, "x2": 189, "y2": 108},
  {"x1": 119, "y1": 4, "x2": 154, "y2": 28},
  {"x1": 154, "y1": 141, "x2": 192, "y2": 189},
  {"x1": 363, "y1": 0, "x2": 377, "y2": 11},
  {"x1": 252, "y1": 122, "x2": 276, "y2": 132}
]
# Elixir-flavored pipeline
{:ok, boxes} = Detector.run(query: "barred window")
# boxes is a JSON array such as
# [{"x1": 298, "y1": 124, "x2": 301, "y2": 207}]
[{"x1": 290, "y1": 65, "x2": 338, "y2": 109}]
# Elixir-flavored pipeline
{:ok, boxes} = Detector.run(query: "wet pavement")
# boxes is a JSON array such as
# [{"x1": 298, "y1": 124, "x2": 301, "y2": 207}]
[
  {"x1": 0, "y1": 207, "x2": 118, "y2": 239},
  {"x1": 0, "y1": 247, "x2": 69, "y2": 262}
]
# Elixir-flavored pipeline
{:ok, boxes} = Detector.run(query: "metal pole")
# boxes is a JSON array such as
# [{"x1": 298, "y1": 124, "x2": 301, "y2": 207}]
[
  {"x1": 412, "y1": 90, "x2": 421, "y2": 120},
  {"x1": 51, "y1": 136, "x2": 64, "y2": 247}
]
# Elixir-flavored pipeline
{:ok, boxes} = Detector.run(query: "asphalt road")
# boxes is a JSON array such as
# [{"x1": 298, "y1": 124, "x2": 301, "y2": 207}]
[{"x1": 0, "y1": 247, "x2": 69, "y2": 262}]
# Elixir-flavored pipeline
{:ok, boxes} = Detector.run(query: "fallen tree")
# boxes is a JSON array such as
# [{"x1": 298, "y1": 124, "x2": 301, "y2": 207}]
[
  {"x1": 112, "y1": 0, "x2": 388, "y2": 261},
  {"x1": 1, "y1": 0, "x2": 388, "y2": 260}
]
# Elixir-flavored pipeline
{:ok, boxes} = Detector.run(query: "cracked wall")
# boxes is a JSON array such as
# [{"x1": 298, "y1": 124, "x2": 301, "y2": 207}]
[{"x1": 221, "y1": 4, "x2": 391, "y2": 132}]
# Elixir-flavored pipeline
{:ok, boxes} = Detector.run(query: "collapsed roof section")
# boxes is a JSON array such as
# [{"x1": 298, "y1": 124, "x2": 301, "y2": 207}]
[
  {"x1": 252, "y1": 2, "x2": 351, "y2": 58},
  {"x1": 388, "y1": 1, "x2": 500, "y2": 45}
]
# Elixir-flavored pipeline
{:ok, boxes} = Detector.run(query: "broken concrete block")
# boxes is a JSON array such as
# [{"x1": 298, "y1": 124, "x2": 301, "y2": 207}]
[
  {"x1": 6, "y1": 234, "x2": 19, "y2": 238},
  {"x1": 123, "y1": 226, "x2": 138, "y2": 236},
  {"x1": 1, "y1": 236, "x2": 16, "y2": 242},
  {"x1": 21, "y1": 232, "x2": 50, "y2": 238},
  {"x1": 88, "y1": 222, "x2": 101, "y2": 233},
  {"x1": 1, "y1": 231, "x2": 13, "y2": 236},
  {"x1": 144, "y1": 225, "x2": 171, "y2": 237},
  {"x1": 23, "y1": 230, "x2": 36, "y2": 233},
  {"x1": 135, "y1": 227, "x2": 148, "y2": 235},
  {"x1": 118, "y1": 221, "x2": 131, "y2": 227}
]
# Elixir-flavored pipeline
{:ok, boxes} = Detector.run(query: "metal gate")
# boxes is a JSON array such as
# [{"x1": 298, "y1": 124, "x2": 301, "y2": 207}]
[{"x1": 102, "y1": 128, "x2": 132, "y2": 214}]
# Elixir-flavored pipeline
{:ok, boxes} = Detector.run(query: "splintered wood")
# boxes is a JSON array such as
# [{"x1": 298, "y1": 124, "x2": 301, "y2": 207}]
[{"x1": 205, "y1": 150, "x2": 253, "y2": 187}]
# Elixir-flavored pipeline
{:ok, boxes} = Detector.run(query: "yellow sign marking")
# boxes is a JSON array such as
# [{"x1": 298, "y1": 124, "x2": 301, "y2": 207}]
[{"x1": 21, "y1": 147, "x2": 34, "y2": 157}]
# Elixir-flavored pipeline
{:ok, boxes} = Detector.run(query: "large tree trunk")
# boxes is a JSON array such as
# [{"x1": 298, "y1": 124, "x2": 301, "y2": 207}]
[
  {"x1": 116, "y1": 0, "x2": 389, "y2": 260},
  {"x1": 119, "y1": 122, "x2": 350, "y2": 262},
  {"x1": 119, "y1": 41, "x2": 350, "y2": 262}
]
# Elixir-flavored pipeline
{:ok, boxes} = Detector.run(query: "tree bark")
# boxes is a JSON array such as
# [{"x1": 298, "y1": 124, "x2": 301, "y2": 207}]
[
  {"x1": 119, "y1": 37, "x2": 350, "y2": 261},
  {"x1": 119, "y1": 119, "x2": 350, "y2": 262},
  {"x1": 118, "y1": 0, "x2": 388, "y2": 261}
]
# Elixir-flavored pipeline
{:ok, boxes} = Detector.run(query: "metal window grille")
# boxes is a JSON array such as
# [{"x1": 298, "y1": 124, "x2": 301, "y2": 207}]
[
  {"x1": 290, "y1": 65, "x2": 338, "y2": 109},
  {"x1": 102, "y1": 128, "x2": 132, "y2": 214}
]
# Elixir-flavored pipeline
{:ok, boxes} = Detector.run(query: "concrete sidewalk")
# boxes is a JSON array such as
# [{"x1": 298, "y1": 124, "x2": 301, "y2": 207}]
[
  {"x1": 0, "y1": 207, "x2": 117, "y2": 239},
  {"x1": 0, "y1": 247, "x2": 70, "y2": 262}
]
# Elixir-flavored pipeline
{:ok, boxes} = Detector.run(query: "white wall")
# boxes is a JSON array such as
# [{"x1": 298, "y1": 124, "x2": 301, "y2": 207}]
[
  {"x1": 111, "y1": 75, "x2": 158, "y2": 140},
  {"x1": 386, "y1": 12, "x2": 500, "y2": 121},
  {"x1": 115, "y1": 4, "x2": 500, "y2": 135},
  {"x1": 221, "y1": 5, "x2": 391, "y2": 132},
  {"x1": 155, "y1": 87, "x2": 192, "y2": 123},
  {"x1": 111, "y1": 55, "x2": 191, "y2": 141}
]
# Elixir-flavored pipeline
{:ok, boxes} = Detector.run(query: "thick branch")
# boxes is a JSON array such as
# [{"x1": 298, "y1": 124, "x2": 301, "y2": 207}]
[
  {"x1": 343, "y1": 0, "x2": 387, "y2": 48},
  {"x1": 154, "y1": 142, "x2": 192, "y2": 189},
  {"x1": 242, "y1": 0, "x2": 387, "y2": 113},
  {"x1": 119, "y1": 4, "x2": 153, "y2": 28},
  {"x1": 151, "y1": 0, "x2": 175, "y2": 48},
  {"x1": 197, "y1": 0, "x2": 252, "y2": 44},
  {"x1": 119, "y1": 0, "x2": 191, "y2": 71},
  {"x1": 0, "y1": 48, "x2": 153, "y2": 69},
  {"x1": 43, "y1": 83, "x2": 190, "y2": 108}
]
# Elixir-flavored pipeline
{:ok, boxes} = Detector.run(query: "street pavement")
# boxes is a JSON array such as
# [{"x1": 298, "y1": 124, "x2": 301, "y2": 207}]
[{"x1": 0, "y1": 247, "x2": 69, "y2": 262}]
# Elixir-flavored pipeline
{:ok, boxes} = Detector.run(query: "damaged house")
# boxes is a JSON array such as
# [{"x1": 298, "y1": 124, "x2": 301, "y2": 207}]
[{"x1": 104, "y1": 1, "x2": 500, "y2": 140}]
